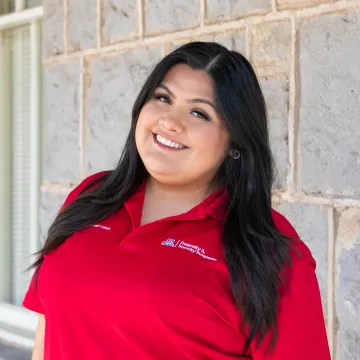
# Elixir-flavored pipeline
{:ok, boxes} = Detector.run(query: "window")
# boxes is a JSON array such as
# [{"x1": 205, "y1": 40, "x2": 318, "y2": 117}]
[
  {"x1": 0, "y1": 1, "x2": 43, "y2": 307},
  {"x1": 0, "y1": 1, "x2": 42, "y2": 14}
]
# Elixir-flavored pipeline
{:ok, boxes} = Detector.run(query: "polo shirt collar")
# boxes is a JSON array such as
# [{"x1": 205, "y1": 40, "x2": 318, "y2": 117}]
[
  {"x1": 123, "y1": 181, "x2": 146, "y2": 229},
  {"x1": 123, "y1": 180, "x2": 228, "y2": 228}
]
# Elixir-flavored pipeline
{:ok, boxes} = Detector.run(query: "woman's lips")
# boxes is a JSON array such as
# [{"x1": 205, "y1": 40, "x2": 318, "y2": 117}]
[{"x1": 153, "y1": 133, "x2": 188, "y2": 150}]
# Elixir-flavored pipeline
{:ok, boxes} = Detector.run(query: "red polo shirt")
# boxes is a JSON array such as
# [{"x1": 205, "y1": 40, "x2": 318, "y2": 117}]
[{"x1": 23, "y1": 172, "x2": 330, "y2": 360}]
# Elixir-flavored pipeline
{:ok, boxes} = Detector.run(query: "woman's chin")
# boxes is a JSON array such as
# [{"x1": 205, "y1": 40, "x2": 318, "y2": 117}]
[{"x1": 144, "y1": 161, "x2": 178, "y2": 178}]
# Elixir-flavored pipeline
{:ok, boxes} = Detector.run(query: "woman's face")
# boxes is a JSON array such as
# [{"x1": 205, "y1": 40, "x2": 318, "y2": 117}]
[{"x1": 135, "y1": 63, "x2": 231, "y2": 187}]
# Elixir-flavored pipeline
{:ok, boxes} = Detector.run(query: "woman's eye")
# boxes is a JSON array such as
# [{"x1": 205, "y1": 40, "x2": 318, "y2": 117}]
[
  {"x1": 154, "y1": 93, "x2": 171, "y2": 104},
  {"x1": 192, "y1": 110, "x2": 210, "y2": 121}
]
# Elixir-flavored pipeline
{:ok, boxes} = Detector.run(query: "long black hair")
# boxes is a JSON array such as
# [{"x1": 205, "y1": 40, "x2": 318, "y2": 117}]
[{"x1": 32, "y1": 42, "x2": 292, "y2": 354}]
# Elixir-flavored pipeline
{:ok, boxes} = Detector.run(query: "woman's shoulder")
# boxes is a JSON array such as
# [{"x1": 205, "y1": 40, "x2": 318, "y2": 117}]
[
  {"x1": 271, "y1": 208, "x2": 315, "y2": 268},
  {"x1": 61, "y1": 171, "x2": 111, "y2": 210},
  {"x1": 77, "y1": 171, "x2": 111, "y2": 191},
  {"x1": 72, "y1": 170, "x2": 111, "y2": 196}
]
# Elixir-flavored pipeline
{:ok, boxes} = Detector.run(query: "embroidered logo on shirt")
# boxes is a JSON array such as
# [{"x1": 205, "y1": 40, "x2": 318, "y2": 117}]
[
  {"x1": 161, "y1": 238, "x2": 178, "y2": 247},
  {"x1": 161, "y1": 239, "x2": 217, "y2": 261},
  {"x1": 92, "y1": 224, "x2": 111, "y2": 231}
]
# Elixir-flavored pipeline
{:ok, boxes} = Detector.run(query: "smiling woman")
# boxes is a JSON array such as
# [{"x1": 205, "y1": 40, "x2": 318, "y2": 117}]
[
  {"x1": 136, "y1": 63, "x2": 230, "y2": 192},
  {"x1": 23, "y1": 42, "x2": 330, "y2": 360}
]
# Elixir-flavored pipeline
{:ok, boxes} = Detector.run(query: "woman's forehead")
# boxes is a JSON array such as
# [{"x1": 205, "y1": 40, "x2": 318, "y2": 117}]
[{"x1": 160, "y1": 64, "x2": 214, "y2": 99}]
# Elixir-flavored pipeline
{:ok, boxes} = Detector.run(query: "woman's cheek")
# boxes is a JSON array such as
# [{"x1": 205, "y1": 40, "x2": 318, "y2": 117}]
[{"x1": 188, "y1": 122, "x2": 218, "y2": 145}]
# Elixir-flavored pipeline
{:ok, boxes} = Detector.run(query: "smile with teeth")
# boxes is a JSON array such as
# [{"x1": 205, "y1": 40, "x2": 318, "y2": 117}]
[{"x1": 155, "y1": 134, "x2": 186, "y2": 149}]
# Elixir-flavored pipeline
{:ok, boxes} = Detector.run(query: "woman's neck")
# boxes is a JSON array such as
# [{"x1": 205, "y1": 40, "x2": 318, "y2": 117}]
[
  {"x1": 146, "y1": 176, "x2": 214, "y2": 202},
  {"x1": 140, "y1": 177, "x2": 215, "y2": 226}
]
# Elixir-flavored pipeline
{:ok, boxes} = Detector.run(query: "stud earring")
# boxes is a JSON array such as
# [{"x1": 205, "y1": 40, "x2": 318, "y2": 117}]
[{"x1": 229, "y1": 149, "x2": 240, "y2": 160}]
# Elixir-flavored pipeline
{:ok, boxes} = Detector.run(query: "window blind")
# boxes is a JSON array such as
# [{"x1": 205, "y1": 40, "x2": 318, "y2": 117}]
[{"x1": 7, "y1": 24, "x2": 33, "y2": 305}]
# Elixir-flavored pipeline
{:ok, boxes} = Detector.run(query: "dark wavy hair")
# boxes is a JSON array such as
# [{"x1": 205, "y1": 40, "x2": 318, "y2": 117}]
[{"x1": 32, "y1": 42, "x2": 292, "y2": 355}]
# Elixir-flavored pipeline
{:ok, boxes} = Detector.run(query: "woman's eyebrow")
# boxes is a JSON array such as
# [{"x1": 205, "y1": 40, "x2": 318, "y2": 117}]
[
  {"x1": 158, "y1": 83, "x2": 216, "y2": 110},
  {"x1": 158, "y1": 83, "x2": 175, "y2": 97},
  {"x1": 187, "y1": 98, "x2": 216, "y2": 109}
]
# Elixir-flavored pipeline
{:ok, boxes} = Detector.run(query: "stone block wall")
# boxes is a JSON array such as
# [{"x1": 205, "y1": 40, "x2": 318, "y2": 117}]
[{"x1": 40, "y1": 1, "x2": 360, "y2": 359}]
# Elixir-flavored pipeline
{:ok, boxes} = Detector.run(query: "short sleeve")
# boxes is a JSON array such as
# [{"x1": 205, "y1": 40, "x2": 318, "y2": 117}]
[
  {"x1": 22, "y1": 171, "x2": 110, "y2": 314},
  {"x1": 22, "y1": 273, "x2": 45, "y2": 314},
  {"x1": 249, "y1": 210, "x2": 331, "y2": 359},
  {"x1": 250, "y1": 259, "x2": 331, "y2": 360},
  {"x1": 59, "y1": 170, "x2": 110, "y2": 212}
]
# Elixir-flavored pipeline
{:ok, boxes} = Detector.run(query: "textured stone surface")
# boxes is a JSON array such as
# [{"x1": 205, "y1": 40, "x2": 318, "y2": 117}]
[
  {"x1": 43, "y1": 0, "x2": 64, "y2": 56},
  {"x1": 277, "y1": 0, "x2": 333, "y2": 10},
  {"x1": 299, "y1": 12, "x2": 360, "y2": 196},
  {"x1": 199, "y1": 31, "x2": 246, "y2": 54},
  {"x1": 252, "y1": 21, "x2": 291, "y2": 68},
  {"x1": 69, "y1": 0, "x2": 97, "y2": 51},
  {"x1": 87, "y1": 48, "x2": 161, "y2": 173},
  {"x1": 274, "y1": 203, "x2": 328, "y2": 319},
  {"x1": 37, "y1": 2, "x2": 360, "y2": 358},
  {"x1": 40, "y1": 191, "x2": 68, "y2": 242},
  {"x1": 206, "y1": 0, "x2": 270, "y2": 22},
  {"x1": 171, "y1": 31, "x2": 246, "y2": 57},
  {"x1": 261, "y1": 78, "x2": 289, "y2": 190},
  {"x1": 43, "y1": 62, "x2": 80, "y2": 181},
  {"x1": 103, "y1": 0, "x2": 137, "y2": 44},
  {"x1": 145, "y1": 0, "x2": 200, "y2": 35},
  {"x1": 335, "y1": 208, "x2": 360, "y2": 360}
]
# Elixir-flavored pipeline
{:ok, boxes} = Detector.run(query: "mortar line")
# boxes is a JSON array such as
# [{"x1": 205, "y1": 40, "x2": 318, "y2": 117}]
[
  {"x1": 64, "y1": 0, "x2": 70, "y2": 53},
  {"x1": 200, "y1": 0, "x2": 206, "y2": 28},
  {"x1": 245, "y1": 20, "x2": 252, "y2": 60},
  {"x1": 272, "y1": 0, "x2": 278, "y2": 13},
  {"x1": 162, "y1": 42, "x2": 173, "y2": 57},
  {"x1": 137, "y1": 0, "x2": 145, "y2": 39},
  {"x1": 41, "y1": 182, "x2": 75, "y2": 194},
  {"x1": 287, "y1": 16, "x2": 298, "y2": 194},
  {"x1": 271, "y1": 191, "x2": 360, "y2": 208},
  {"x1": 327, "y1": 207, "x2": 336, "y2": 360},
  {"x1": 97, "y1": 0, "x2": 103, "y2": 48},
  {"x1": 79, "y1": 56, "x2": 89, "y2": 179}
]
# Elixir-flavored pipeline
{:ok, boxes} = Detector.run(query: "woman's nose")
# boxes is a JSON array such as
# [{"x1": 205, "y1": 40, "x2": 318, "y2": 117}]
[{"x1": 158, "y1": 112, "x2": 185, "y2": 132}]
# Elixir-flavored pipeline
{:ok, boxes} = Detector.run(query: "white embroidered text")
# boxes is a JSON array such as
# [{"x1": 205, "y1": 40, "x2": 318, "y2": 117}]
[
  {"x1": 161, "y1": 239, "x2": 217, "y2": 261},
  {"x1": 93, "y1": 224, "x2": 111, "y2": 231}
]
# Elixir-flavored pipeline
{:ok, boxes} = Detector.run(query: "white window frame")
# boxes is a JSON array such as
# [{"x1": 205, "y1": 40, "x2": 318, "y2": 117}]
[{"x1": 0, "y1": 2, "x2": 43, "y2": 348}]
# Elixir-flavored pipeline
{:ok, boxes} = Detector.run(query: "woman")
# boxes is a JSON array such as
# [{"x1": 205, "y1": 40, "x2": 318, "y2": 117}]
[{"x1": 24, "y1": 42, "x2": 330, "y2": 359}]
